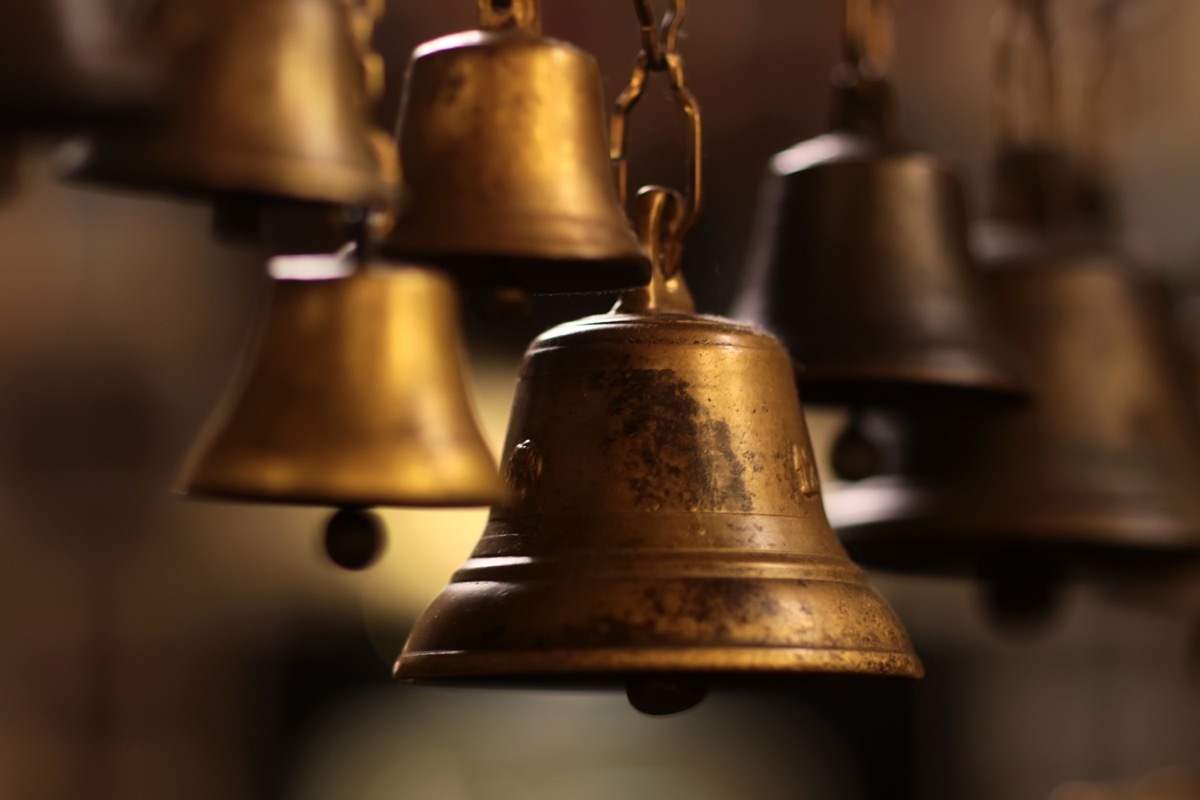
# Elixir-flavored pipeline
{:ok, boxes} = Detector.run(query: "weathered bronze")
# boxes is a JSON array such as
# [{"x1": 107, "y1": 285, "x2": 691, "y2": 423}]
[
  {"x1": 60, "y1": 0, "x2": 390, "y2": 207},
  {"x1": 0, "y1": 0, "x2": 155, "y2": 131},
  {"x1": 732, "y1": 0, "x2": 1024, "y2": 406},
  {"x1": 828, "y1": 174, "x2": 1200, "y2": 582},
  {"x1": 182, "y1": 254, "x2": 505, "y2": 508},
  {"x1": 396, "y1": 188, "x2": 923, "y2": 692},
  {"x1": 381, "y1": 8, "x2": 650, "y2": 293}
]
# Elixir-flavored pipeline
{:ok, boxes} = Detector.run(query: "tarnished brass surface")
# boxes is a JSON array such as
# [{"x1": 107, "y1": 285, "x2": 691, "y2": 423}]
[
  {"x1": 183, "y1": 257, "x2": 505, "y2": 508},
  {"x1": 828, "y1": 249, "x2": 1200, "y2": 575},
  {"x1": 397, "y1": 307, "x2": 922, "y2": 680},
  {"x1": 61, "y1": 0, "x2": 390, "y2": 207},
  {"x1": 382, "y1": 28, "x2": 650, "y2": 294},
  {"x1": 0, "y1": 0, "x2": 155, "y2": 131}
]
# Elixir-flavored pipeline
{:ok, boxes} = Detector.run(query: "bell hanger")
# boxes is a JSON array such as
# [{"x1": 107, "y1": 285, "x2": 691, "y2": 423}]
[
  {"x1": 380, "y1": 0, "x2": 651, "y2": 294},
  {"x1": 396, "y1": 1, "x2": 921, "y2": 716}
]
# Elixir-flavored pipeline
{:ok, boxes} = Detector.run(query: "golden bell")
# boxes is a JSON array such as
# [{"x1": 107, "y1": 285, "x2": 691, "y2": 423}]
[
  {"x1": 59, "y1": 0, "x2": 390, "y2": 207},
  {"x1": 827, "y1": 184, "x2": 1200, "y2": 589},
  {"x1": 182, "y1": 254, "x2": 505, "y2": 508},
  {"x1": 381, "y1": 28, "x2": 651, "y2": 294},
  {"x1": 0, "y1": 0, "x2": 155, "y2": 131},
  {"x1": 733, "y1": 88, "x2": 1025, "y2": 406},
  {"x1": 397, "y1": 190, "x2": 922, "y2": 704}
]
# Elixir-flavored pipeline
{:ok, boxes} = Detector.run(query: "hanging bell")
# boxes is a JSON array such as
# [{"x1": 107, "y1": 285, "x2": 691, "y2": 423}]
[
  {"x1": 59, "y1": 0, "x2": 390, "y2": 207},
  {"x1": 181, "y1": 252, "x2": 505, "y2": 508},
  {"x1": 732, "y1": 79, "x2": 1025, "y2": 406},
  {"x1": 827, "y1": 151, "x2": 1200, "y2": 617},
  {"x1": 0, "y1": 0, "x2": 156, "y2": 132},
  {"x1": 381, "y1": 15, "x2": 650, "y2": 294},
  {"x1": 397, "y1": 189, "x2": 922, "y2": 711}
]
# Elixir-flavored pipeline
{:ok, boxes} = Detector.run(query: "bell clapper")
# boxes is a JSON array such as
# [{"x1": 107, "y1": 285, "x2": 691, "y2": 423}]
[
  {"x1": 625, "y1": 674, "x2": 709, "y2": 717},
  {"x1": 832, "y1": 410, "x2": 882, "y2": 482},
  {"x1": 323, "y1": 507, "x2": 386, "y2": 571},
  {"x1": 469, "y1": 282, "x2": 535, "y2": 324},
  {"x1": 977, "y1": 553, "x2": 1064, "y2": 636}
]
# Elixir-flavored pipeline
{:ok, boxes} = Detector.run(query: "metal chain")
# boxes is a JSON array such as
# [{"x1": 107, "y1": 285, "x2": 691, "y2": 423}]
[
  {"x1": 842, "y1": 0, "x2": 897, "y2": 82},
  {"x1": 477, "y1": 0, "x2": 542, "y2": 33},
  {"x1": 992, "y1": 0, "x2": 1057, "y2": 149},
  {"x1": 611, "y1": 0, "x2": 702, "y2": 277}
]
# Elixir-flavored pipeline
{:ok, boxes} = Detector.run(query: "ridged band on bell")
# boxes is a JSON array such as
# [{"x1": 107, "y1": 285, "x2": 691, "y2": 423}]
[
  {"x1": 732, "y1": 131, "x2": 1026, "y2": 406},
  {"x1": 397, "y1": 312, "x2": 923, "y2": 680},
  {"x1": 58, "y1": 0, "x2": 390, "y2": 207},
  {"x1": 828, "y1": 254, "x2": 1200, "y2": 576},
  {"x1": 0, "y1": 0, "x2": 157, "y2": 131},
  {"x1": 182, "y1": 259, "x2": 506, "y2": 508},
  {"x1": 381, "y1": 29, "x2": 651, "y2": 294}
]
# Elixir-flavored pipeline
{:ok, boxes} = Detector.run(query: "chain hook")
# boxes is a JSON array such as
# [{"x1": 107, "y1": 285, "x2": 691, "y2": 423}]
[
  {"x1": 477, "y1": 0, "x2": 542, "y2": 34},
  {"x1": 611, "y1": 0, "x2": 701, "y2": 278}
]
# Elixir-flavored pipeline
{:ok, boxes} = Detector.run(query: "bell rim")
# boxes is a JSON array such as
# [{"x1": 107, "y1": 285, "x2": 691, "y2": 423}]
[
  {"x1": 58, "y1": 138, "x2": 394, "y2": 207},
  {"x1": 177, "y1": 478, "x2": 507, "y2": 509},
  {"x1": 376, "y1": 248, "x2": 652, "y2": 295},
  {"x1": 394, "y1": 646, "x2": 924, "y2": 681},
  {"x1": 793, "y1": 365, "x2": 1030, "y2": 406}
]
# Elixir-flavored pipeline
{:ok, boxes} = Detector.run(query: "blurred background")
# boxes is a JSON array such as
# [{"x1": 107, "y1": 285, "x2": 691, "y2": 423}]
[{"x1": 0, "y1": 0, "x2": 1198, "y2": 797}]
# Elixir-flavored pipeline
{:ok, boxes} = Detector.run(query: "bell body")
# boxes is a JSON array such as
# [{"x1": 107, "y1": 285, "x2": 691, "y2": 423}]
[
  {"x1": 382, "y1": 29, "x2": 650, "y2": 294},
  {"x1": 733, "y1": 131, "x2": 1024, "y2": 405},
  {"x1": 828, "y1": 244, "x2": 1200, "y2": 575},
  {"x1": 60, "y1": 0, "x2": 389, "y2": 207},
  {"x1": 0, "y1": 0, "x2": 155, "y2": 131},
  {"x1": 183, "y1": 260, "x2": 505, "y2": 508},
  {"x1": 398, "y1": 311, "x2": 922, "y2": 680}
]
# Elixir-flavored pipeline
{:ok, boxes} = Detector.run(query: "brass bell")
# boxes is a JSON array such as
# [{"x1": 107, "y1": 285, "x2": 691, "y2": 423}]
[
  {"x1": 397, "y1": 188, "x2": 923, "y2": 712},
  {"x1": 182, "y1": 252, "x2": 505, "y2": 508},
  {"x1": 0, "y1": 0, "x2": 155, "y2": 131},
  {"x1": 827, "y1": 150, "x2": 1200, "y2": 624},
  {"x1": 59, "y1": 0, "x2": 390, "y2": 207},
  {"x1": 381, "y1": 14, "x2": 651, "y2": 294},
  {"x1": 732, "y1": 0, "x2": 1024, "y2": 405}
]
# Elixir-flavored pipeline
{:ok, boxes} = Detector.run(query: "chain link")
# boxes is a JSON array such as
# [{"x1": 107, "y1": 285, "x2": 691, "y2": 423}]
[
  {"x1": 992, "y1": 0, "x2": 1057, "y2": 149},
  {"x1": 842, "y1": 0, "x2": 897, "y2": 81},
  {"x1": 611, "y1": 0, "x2": 701, "y2": 276}
]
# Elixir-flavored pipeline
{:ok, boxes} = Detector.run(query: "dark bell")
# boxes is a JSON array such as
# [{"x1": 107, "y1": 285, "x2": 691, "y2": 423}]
[{"x1": 733, "y1": 126, "x2": 1025, "y2": 406}]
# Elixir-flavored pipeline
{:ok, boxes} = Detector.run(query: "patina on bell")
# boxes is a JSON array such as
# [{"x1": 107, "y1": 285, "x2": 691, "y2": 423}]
[
  {"x1": 60, "y1": 0, "x2": 390, "y2": 207},
  {"x1": 397, "y1": 189, "x2": 922, "y2": 712},
  {"x1": 733, "y1": 77, "x2": 1025, "y2": 406},
  {"x1": 0, "y1": 0, "x2": 155, "y2": 131},
  {"x1": 182, "y1": 251, "x2": 505, "y2": 508},
  {"x1": 382, "y1": 16, "x2": 650, "y2": 294},
  {"x1": 827, "y1": 149, "x2": 1200, "y2": 619}
]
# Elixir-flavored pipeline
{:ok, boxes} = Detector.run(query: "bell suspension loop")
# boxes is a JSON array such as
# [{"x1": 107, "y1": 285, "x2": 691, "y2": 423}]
[
  {"x1": 477, "y1": 0, "x2": 542, "y2": 34},
  {"x1": 832, "y1": 0, "x2": 899, "y2": 138},
  {"x1": 992, "y1": 0, "x2": 1058, "y2": 151}
]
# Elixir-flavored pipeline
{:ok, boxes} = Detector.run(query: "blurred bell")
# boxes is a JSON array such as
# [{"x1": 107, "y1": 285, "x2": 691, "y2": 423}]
[
  {"x1": 397, "y1": 188, "x2": 922, "y2": 705},
  {"x1": 60, "y1": 0, "x2": 390, "y2": 207},
  {"x1": 828, "y1": 149, "x2": 1200, "y2": 591},
  {"x1": 733, "y1": 76, "x2": 1025, "y2": 406},
  {"x1": 182, "y1": 252, "x2": 505, "y2": 508},
  {"x1": 382, "y1": 26, "x2": 650, "y2": 294},
  {"x1": 0, "y1": 0, "x2": 155, "y2": 132}
]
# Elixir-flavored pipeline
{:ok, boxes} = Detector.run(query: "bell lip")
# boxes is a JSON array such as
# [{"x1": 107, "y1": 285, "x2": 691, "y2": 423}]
[
  {"x1": 376, "y1": 249, "x2": 652, "y2": 295},
  {"x1": 828, "y1": 477, "x2": 1200, "y2": 577},
  {"x1": 175, "y1": 478, "x2": 507, "y2": 510},
  {"x1": 394, "y1": 647, "x2": 924, "y2": 681},
  {"x1": 411, "y1": 28, "x2": 587, "y2": 62},
  {"x1": 56, "y1": 138, "x2": 395, "y2": 208},
  {"x1": 793, "y1": 366, "x2": 1030, "y2": 407},
  {"x1": 531, "y1": 310, "x2": 781, "y2": 344}
]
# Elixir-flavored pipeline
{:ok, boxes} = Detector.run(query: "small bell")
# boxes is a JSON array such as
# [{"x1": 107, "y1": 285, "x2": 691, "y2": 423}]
[
  {"x1": 182, "y1": 251, "x2": 505, "y2": 508},
  {"x1": 0, "y1": 0, "x2": 156, "y2": 132},
  {"x1": 396, "y1": 188, "x2": 923, "y2": 711},
  {"x1": 381, "y1": 4, "x2": 650, "y2": 294},
  {"x1": 732, "y1": 0, "x2": 1024, "y2": 406},
  {"x1": 827, "y1": 150, "x2": 1200, "y2": 623},
  {"x1": 59, "y1": 0, "x2": 390, "y2": 207}
]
